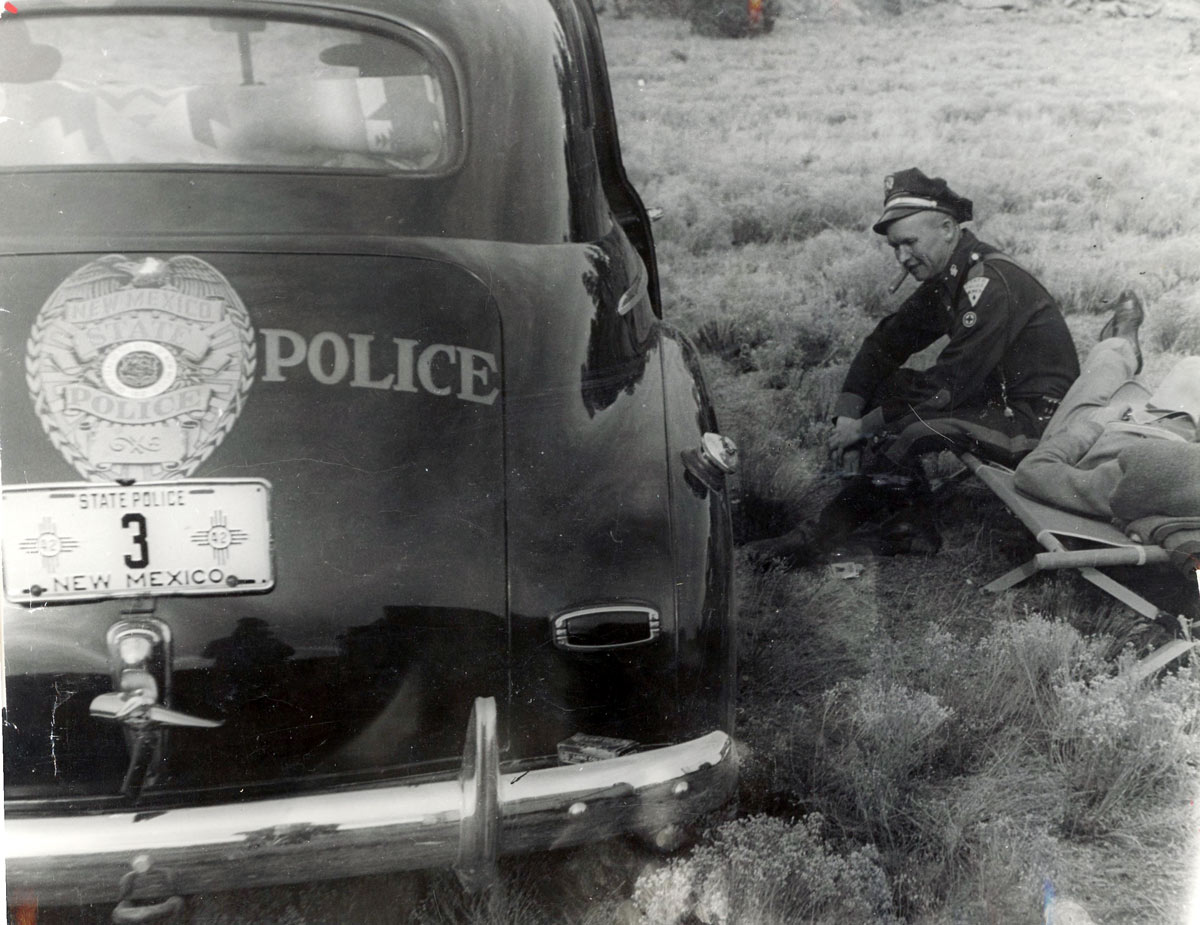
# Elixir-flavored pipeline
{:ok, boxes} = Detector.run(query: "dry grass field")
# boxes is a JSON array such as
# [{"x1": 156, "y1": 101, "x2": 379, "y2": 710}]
[
  {"x1": 601, "y1": 7, "x2": 1200, "y2": 925},
  {"x1": 28, "y1": 7, "x2": 1200, "y2": 924},
  {"x1": 604, "y1": 6, "x2": 1200, "y2": 491}
]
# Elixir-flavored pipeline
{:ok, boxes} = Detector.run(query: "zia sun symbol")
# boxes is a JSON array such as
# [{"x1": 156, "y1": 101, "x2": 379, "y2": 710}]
[
  {"x1": 18, "y1": 518, "x2": 79, "y2": 574},
  {"x1": 190, "y1": 510, "x2": 248, "y2": 566}
]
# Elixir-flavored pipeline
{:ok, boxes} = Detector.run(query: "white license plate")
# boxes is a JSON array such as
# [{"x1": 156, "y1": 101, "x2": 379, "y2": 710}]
[{"x1": 2, "y1": 480, "x2": 273, "y2": 603}]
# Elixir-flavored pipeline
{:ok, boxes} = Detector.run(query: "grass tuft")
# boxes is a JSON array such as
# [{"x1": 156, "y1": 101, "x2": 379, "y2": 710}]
[
  {"x1": 629, "y1": 814, "x2": 902, "y2": 924},
  {"x1": 1053, "y1": 660, "x2": 1200, "y2": 838}
]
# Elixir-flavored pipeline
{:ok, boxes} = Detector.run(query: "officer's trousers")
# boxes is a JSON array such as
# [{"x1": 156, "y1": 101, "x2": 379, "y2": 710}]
[
  {"x1": 818, "y1": 370, "x2": 1055, "y2": 553},
  {"x1": 868, "y1": 369, "x2": 1048, "y2": 470},
  {"x1": 751, "y1": 372, "x2": 1058, "y2": 564}
]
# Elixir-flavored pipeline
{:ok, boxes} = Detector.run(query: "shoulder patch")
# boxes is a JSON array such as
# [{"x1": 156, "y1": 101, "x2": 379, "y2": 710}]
[{"x1": 963, "y1": 276, "x2": 989, "y2": 307}]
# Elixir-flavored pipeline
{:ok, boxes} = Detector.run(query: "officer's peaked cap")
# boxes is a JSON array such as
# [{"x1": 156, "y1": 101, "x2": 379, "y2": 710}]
[{"x1": 872, "y1": 168, "x2": 973, "y2": 235}]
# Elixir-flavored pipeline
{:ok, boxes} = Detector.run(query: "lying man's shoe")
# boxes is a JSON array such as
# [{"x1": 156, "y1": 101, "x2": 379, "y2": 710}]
[
  {"x1": 1098, "y1": 289, "x2": 1145, "y2": 373},
  {"x1": 1167, "y1": 544, "x2": 1200, "y2": 580}
]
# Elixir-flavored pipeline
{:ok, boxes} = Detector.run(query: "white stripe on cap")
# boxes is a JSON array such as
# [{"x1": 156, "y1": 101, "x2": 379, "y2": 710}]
[{"x1": 883, "y1": 195, "x2": 942, "y2": 209}]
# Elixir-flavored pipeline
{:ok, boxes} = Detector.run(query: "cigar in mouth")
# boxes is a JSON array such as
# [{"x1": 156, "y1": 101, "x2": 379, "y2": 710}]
[{"x1": 888, "y1": 268, "x2": 909, "y2": 295}]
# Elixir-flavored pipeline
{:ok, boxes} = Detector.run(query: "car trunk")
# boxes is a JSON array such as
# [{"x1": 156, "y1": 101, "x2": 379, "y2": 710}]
[{"x1": 2, "y1": 250, "x2": 508, "y2": 806}]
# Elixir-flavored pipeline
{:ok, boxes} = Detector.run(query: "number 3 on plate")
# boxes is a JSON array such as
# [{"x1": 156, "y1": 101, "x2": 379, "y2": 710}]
[{"x1": 122, "y1": 513, "x2": 150, "y2": 569}]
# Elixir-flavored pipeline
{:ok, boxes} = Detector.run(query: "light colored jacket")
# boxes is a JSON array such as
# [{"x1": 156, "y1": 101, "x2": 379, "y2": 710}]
[
  {"x1": 1013, "y1": 356, "x2": 1200, "y2": 521},
  {"x1": 1012, "y1": 419, "x2": 1171, "y2": 520}
]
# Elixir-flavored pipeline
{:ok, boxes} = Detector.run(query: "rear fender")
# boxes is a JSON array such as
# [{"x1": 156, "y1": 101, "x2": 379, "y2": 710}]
[{"x1": 660, "y1": 325, "x2": 736, "y2": 737}]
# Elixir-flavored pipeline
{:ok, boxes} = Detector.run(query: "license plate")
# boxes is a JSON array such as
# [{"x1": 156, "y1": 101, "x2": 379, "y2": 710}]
[{"x1": 2, "y1": 480, "x2": 273, "y2": 604}]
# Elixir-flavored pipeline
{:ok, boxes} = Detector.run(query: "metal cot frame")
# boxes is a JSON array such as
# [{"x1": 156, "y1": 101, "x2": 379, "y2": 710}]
[
  {"x1": 958, "y1": 451, "x2": 1195, "y2": 679},
  {"x1": 959, "y1": 451, "x2": 1173, "y2": 620}
]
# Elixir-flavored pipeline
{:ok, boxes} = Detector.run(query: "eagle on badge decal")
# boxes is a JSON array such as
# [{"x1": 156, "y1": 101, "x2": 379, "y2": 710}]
[{"x1": 25, "y1": 255, "x2": 256, "y2": 482}]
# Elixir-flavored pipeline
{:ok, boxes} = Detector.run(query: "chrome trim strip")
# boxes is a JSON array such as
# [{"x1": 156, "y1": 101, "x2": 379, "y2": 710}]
[
  {"x1": 616, "y1": 259, "x2": 648, "y2": 316},
  {"x1": 6, "y1": 732, "x2": 735, "y2": 904}
]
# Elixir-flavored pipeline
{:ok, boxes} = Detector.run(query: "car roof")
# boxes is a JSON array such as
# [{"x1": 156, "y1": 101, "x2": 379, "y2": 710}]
[
  {"x1": 34, "y1": 0, "x2": 574, "y2": 56},
  {"x1": 7, "y1": 0, "x2": 601, "y2": 244}
]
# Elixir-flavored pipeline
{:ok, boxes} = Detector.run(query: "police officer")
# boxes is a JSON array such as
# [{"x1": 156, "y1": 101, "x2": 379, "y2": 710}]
[{"x1": 751, "y1": 168, "x2": 1080, "y2": 564}]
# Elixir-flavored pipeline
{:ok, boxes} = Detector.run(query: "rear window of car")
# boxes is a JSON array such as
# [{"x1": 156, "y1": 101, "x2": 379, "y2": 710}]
[{"x1": 0, "y1": 14, "x2": 457, "y2": 172}]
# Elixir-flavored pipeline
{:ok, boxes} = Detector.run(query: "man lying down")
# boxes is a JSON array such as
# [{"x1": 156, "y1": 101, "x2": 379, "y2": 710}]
[{"x1": 1012, "y1": 294, "x2": 1200, "y2": 576}]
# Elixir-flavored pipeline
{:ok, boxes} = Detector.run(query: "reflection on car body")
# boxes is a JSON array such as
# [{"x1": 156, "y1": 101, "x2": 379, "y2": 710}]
[{"x1": 1, "y1": 0, "x2": 738, "y2": 909}]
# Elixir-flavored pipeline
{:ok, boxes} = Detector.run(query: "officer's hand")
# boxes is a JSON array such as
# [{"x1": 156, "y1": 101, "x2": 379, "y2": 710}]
[{"x1": 828, "y1": 416, "x2": 864, "y2": 464}]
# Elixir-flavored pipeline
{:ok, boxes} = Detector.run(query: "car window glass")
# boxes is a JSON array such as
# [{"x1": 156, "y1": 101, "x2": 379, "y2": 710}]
[{"x1": 0, "y1": 15, "x2": 455, "y2": 171}]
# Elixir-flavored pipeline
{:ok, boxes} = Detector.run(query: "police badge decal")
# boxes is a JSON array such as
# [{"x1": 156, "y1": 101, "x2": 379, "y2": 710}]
[{"x1": 26, "y1": 255, "x2": 257, "y2": 482}]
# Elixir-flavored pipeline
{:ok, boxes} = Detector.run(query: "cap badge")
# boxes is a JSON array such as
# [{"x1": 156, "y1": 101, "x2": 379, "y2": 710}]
[
  {"x1": 26, "y1": 254, "x2": 257, "y2": 482},
  {"x1": 884, "y1": 175, "x2": 895, "y2": 192},
  {"x1": 961, "y1": 311, "x2": 978, "y2": 328},
  {"x1": 963, "y1": 277, "x2": 989, "y2": 308}
]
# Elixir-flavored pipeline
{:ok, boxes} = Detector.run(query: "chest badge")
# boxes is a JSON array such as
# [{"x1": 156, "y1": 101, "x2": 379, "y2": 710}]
[
  {"x1": 961, "y1": 310, "x2": 978, "y2": 328},
  {"x1": 963, "y1": 276, "x2": 989, "y2": 308},
  {"x1": 26, "y1": 255, "x2": 256, "y2": 482}
]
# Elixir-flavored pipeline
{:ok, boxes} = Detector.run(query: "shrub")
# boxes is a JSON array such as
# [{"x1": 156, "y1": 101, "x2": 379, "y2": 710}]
[
  {"x1": 810, "y1": 678, "x2": 953, "y2": 851},
  {"x1": 689, "y1": 0, "x2": 780, "y2": 37},
  {"x1": 704, "y1": 362, "x2": 841, "y2": 540},
  {"x1": 409, "y1": 885, "x2": 538, "y2": 925},
  {"x1": 1147, "y1": 289, "x2": 1200, "y2": 355},
  {"x1": 1052, "y1": 660, "x2": 1200, "y2": 837},
  {"x1": 630, "y1": 814, "x2": 901, "y2": 924},
  {"x1": 604, "y1": 0, "x2": 692, "y2": 18},
  {"x1": 924, "y1": 617, "x2": 1110, "y2": 761},
  {"x1": 895, "y1": 734, "x2": 1083, "y2": 915},
  {"x1": 735, "y1": 613, "x2": 1140, "y2": 915},
  {"x1": 693, "y1": 317, "x2": 769, "y2": 370}
]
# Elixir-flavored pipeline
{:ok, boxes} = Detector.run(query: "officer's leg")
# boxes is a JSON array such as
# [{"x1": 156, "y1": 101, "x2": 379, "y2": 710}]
[
  {"x1": 870, "y1": 406, "x2": 1046, "y2": 555},
  {"x1": 746, "y1": 370, "x2": 937, "y2": 566},
  {"x1": 882, "y1": 406, "x2": 1041, "y2": 469},
  {"x1": 815, "y1": 470, "x2": 908, "y2": 541},
  {"x1": 745, "y1": 471, "x2": 914, "y2": 567},
  {"x1": 748, "y1": 374, "x2": 975, "y2": 567}
]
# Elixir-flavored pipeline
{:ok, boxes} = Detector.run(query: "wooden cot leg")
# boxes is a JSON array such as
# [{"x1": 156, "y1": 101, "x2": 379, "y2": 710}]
[
  {"x1": 1078, "y1": 566, "x2": 1165, "y2": 623},
  {"x1": 1125, "y1": 639, "x2": 1197, "y2": 685},
  {"x1": 982, "y1": 559, "x2": 1039, "y2": 593}
]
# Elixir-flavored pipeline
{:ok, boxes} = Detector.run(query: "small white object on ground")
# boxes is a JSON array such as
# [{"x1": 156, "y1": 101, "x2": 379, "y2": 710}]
[
  {"x1": 830, "y1": 561, "x2": 864, "y2": 580},
  {"x1": 1044, "y1": 880, "x2": 1097, "y2": 925}
]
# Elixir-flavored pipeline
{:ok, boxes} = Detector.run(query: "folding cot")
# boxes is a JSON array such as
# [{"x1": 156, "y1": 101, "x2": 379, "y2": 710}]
[{"x1": 958, "y1": 451, "x2": 1195, "y2": 677}]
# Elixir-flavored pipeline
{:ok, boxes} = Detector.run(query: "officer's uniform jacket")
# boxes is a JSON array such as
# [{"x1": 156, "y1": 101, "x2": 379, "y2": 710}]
[{"x1": 833, "y1": 230, "x2": 1080, "y2": 437}]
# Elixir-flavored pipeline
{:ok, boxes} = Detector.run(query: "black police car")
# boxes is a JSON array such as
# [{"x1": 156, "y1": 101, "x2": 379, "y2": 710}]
[{"x1": 0, "y1": 0, "x2": 738, "y2": 909}]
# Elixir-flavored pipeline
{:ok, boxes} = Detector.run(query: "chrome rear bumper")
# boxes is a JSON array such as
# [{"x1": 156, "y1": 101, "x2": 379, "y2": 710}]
[{"x1": 6, "y1": 698, "x2": 736, "y2": 905}]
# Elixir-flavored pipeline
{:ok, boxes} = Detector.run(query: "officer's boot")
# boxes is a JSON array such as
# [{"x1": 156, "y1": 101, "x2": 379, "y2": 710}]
[
  {"x1": 743, "y1": 522, "x2": 825, "y2": 569},
  {"x1": 744, "y1": 470, "x2": 921, "y2": 569},
  {"x1": 743, "y1": 475, "x2": 886, "y2": 568},
  {"x1": 875, "y1": 472, "x2": 942, "y2": 556},
  {"x1": 814, "y1": 473, "x2": 900, "y2": 545}
]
